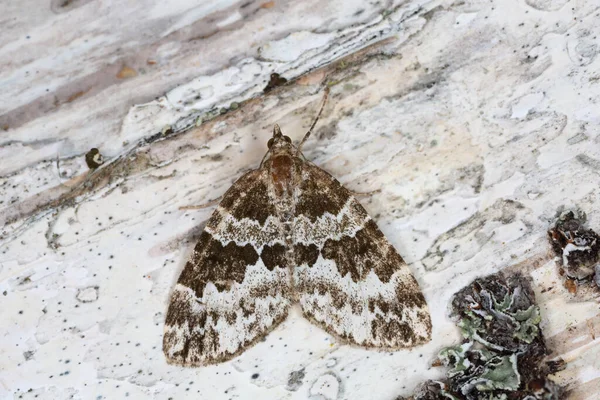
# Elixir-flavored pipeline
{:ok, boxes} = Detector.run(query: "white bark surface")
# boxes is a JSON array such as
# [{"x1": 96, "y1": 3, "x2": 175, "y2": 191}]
[{"x1": 1, "y1": 0, "x2": 599, "y2": 399}]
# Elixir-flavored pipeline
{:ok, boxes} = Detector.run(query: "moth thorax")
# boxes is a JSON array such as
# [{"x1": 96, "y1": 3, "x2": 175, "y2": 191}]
[{"x1": 270, "y1": 154, "x2": 295, "y2": 197}]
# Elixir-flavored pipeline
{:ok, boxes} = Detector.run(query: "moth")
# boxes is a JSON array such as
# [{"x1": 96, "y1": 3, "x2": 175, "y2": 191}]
[{"x1": 163, "y1": 89, "x2": 431, "y2": 366}]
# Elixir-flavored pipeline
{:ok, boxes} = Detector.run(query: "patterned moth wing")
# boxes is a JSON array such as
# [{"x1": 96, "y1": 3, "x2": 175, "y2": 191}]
[
  {"x1": 164, "y1": 88, "x2": 432, "y2": 365},
  {"x1": 163, "y1": 169, "x2": 292, "y2": 366},
  {"x1": 293, "y1": 162, "x2": 432, "y2": 348}
]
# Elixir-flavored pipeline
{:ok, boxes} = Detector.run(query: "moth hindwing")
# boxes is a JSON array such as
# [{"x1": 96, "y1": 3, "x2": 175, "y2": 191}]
[{"x1": 163, "y1": 98, "x2": 431, "y2": 367}]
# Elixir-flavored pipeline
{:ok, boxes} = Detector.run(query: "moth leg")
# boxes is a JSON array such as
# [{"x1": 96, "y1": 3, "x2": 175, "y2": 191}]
[
  {"x1": 348, "y1": 188, "x2": 382, "y2": 197},
  {"x1": 178, "y1": 196, "x2": 223, "y2": 210}
]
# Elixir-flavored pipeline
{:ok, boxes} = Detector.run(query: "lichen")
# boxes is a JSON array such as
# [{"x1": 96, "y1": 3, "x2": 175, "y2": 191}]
[
  {"x1": 263, "y1": 72, "x2": 287, "y2": 92},
  {"x1": 548, "y1": 209, "x2": 600, "y2": 286},
  {"x1": 410, "y1": 273, "x2": 563, "y2": 400},
  {"x1": 85, "y1": 147, "x2": 104, "y2": 169}
]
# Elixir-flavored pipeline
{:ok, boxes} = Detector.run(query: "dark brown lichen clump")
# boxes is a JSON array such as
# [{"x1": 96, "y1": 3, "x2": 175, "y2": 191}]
[
  {"x1": 407, "y1": 272, "x2": 563, "y2": 400},
  {"x1": 263, "y1": 72, "x2": 288, "y2": 92},
  {"x1": 548, "y1": 209, "x2": 600, "y2": 284},
  {"x1": 85, "y1": 148, "x2": 104, "y2": 169}
]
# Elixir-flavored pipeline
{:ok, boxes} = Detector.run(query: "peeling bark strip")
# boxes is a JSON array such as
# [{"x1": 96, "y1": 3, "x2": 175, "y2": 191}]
[{"x1": 163, "y1": 92, "x2": 431, "y2": 367}]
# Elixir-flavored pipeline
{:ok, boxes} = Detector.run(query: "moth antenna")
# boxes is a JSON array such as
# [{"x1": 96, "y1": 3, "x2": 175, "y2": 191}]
[{"x1": 297, "y1": 86, "x2": 330, "y2": 154}]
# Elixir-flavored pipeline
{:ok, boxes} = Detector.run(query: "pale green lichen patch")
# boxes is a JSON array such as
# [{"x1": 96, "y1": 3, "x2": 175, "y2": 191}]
[{"x1": 408, "y1": 273, "x2": 563, "y2": 400}]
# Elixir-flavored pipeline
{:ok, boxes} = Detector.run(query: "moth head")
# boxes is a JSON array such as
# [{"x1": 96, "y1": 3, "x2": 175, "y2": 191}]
[{"x1": 267, "y1": 124, "x2": 292, "y2": 149}]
